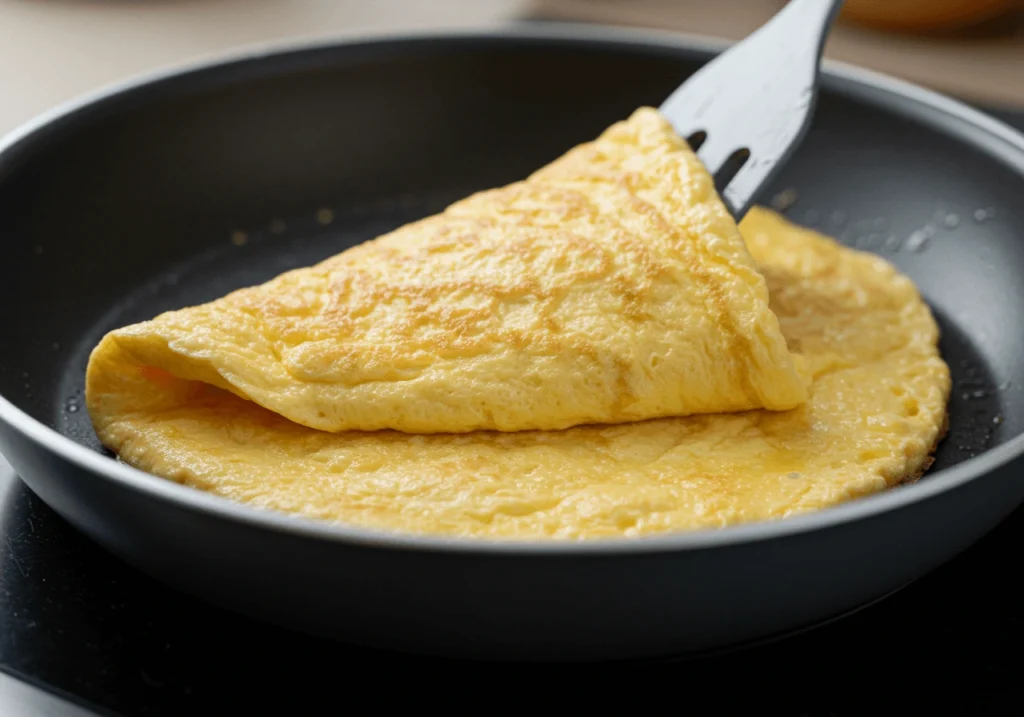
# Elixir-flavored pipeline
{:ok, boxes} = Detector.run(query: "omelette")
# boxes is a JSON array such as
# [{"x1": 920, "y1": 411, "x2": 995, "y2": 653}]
[{"x1": 85, "y1": 108, "x2": 951, "y2": 539}]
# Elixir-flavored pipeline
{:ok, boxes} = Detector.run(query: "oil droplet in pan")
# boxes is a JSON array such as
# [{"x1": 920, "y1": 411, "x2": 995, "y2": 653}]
[
  {"x1": 770, "y1": 188, "x2": 799, "y2": 212},
  {"x1": 904, "y1": 225, "x2": 934, "y2": 252}
]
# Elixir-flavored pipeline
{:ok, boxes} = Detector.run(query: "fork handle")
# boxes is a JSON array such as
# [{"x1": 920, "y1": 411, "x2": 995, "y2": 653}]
[
  {"x1": 763, "y1": 0, "x2": 845, "y2": 64},
  {"x1": 659, "y1": 0, "x2": 847, "y2": 218}
]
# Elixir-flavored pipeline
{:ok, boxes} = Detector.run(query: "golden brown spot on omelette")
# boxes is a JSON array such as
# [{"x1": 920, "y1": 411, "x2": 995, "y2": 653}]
[{"x1": 137, "y1": 365, "x2": 175, "y2": 385}]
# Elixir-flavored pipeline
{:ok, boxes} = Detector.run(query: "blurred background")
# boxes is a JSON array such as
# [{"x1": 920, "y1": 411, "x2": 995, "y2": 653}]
[{"x1": 2, "y1": 0, "x2": 1023, "y2": 136}]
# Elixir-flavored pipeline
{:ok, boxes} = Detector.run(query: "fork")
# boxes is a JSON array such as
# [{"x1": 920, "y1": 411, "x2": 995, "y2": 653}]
[{"x1": 660, "y1": 0, "x2": 845, "y2": 218}]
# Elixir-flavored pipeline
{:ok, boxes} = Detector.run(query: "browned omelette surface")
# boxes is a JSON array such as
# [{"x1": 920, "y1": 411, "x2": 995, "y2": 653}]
[
  {"x1": 84, "y1": 108, "x2": 807, "y2": 435},
  {"x1": 84, "y1": 206, "x2": 951, "y2": 539}
]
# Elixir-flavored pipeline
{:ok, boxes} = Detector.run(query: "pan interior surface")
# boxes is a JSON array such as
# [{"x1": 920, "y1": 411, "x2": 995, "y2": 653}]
[{"x1": 0, "y1": 35, "x2": 1020, "y2": 528}]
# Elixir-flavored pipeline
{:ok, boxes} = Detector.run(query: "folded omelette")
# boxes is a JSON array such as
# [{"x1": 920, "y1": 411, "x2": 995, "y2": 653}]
[
  {"x1": 85, "y1": 107, "x2": 951, "y2": 539},
  {"x1": 87, "y1": 108, "x2": 807, "y2": 435}
]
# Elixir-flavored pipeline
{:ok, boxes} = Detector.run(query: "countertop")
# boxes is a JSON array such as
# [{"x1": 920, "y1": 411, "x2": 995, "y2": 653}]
[
  {"x1": 0, "y1": 0, "x2": 528, "y2": 136},
  {"x1": 531, "y1": 0, "x2": 1024, "y2": 109},
  {"x1": 4, "y1": 0, "x2": 1024, "y2": 140}
]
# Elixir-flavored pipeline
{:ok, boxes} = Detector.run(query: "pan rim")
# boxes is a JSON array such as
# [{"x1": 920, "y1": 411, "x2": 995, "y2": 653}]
[{"x1": 2, "y1": 22, "x2": 1023, "y2": 554}]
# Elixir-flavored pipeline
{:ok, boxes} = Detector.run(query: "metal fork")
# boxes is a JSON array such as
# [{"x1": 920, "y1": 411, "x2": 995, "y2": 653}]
[{"x1": 660, "y1": 0, "x2": 845, "y2": 218}]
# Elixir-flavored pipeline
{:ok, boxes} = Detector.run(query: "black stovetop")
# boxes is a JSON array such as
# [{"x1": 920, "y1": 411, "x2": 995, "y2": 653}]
[{"x1": 3, "y1": 106, "x2": 1024, "y2": 716}]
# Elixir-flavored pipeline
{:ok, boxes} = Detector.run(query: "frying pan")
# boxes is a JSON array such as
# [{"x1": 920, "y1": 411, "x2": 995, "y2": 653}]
[{"x1": 0, "y1": 24, "x2": 1022, "y2": 662}]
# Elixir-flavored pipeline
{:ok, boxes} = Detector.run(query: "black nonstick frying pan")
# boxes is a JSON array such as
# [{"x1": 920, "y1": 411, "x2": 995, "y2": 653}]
[{"x1": 1, "y1": 24, "x2": 1023, "y2": 662}]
